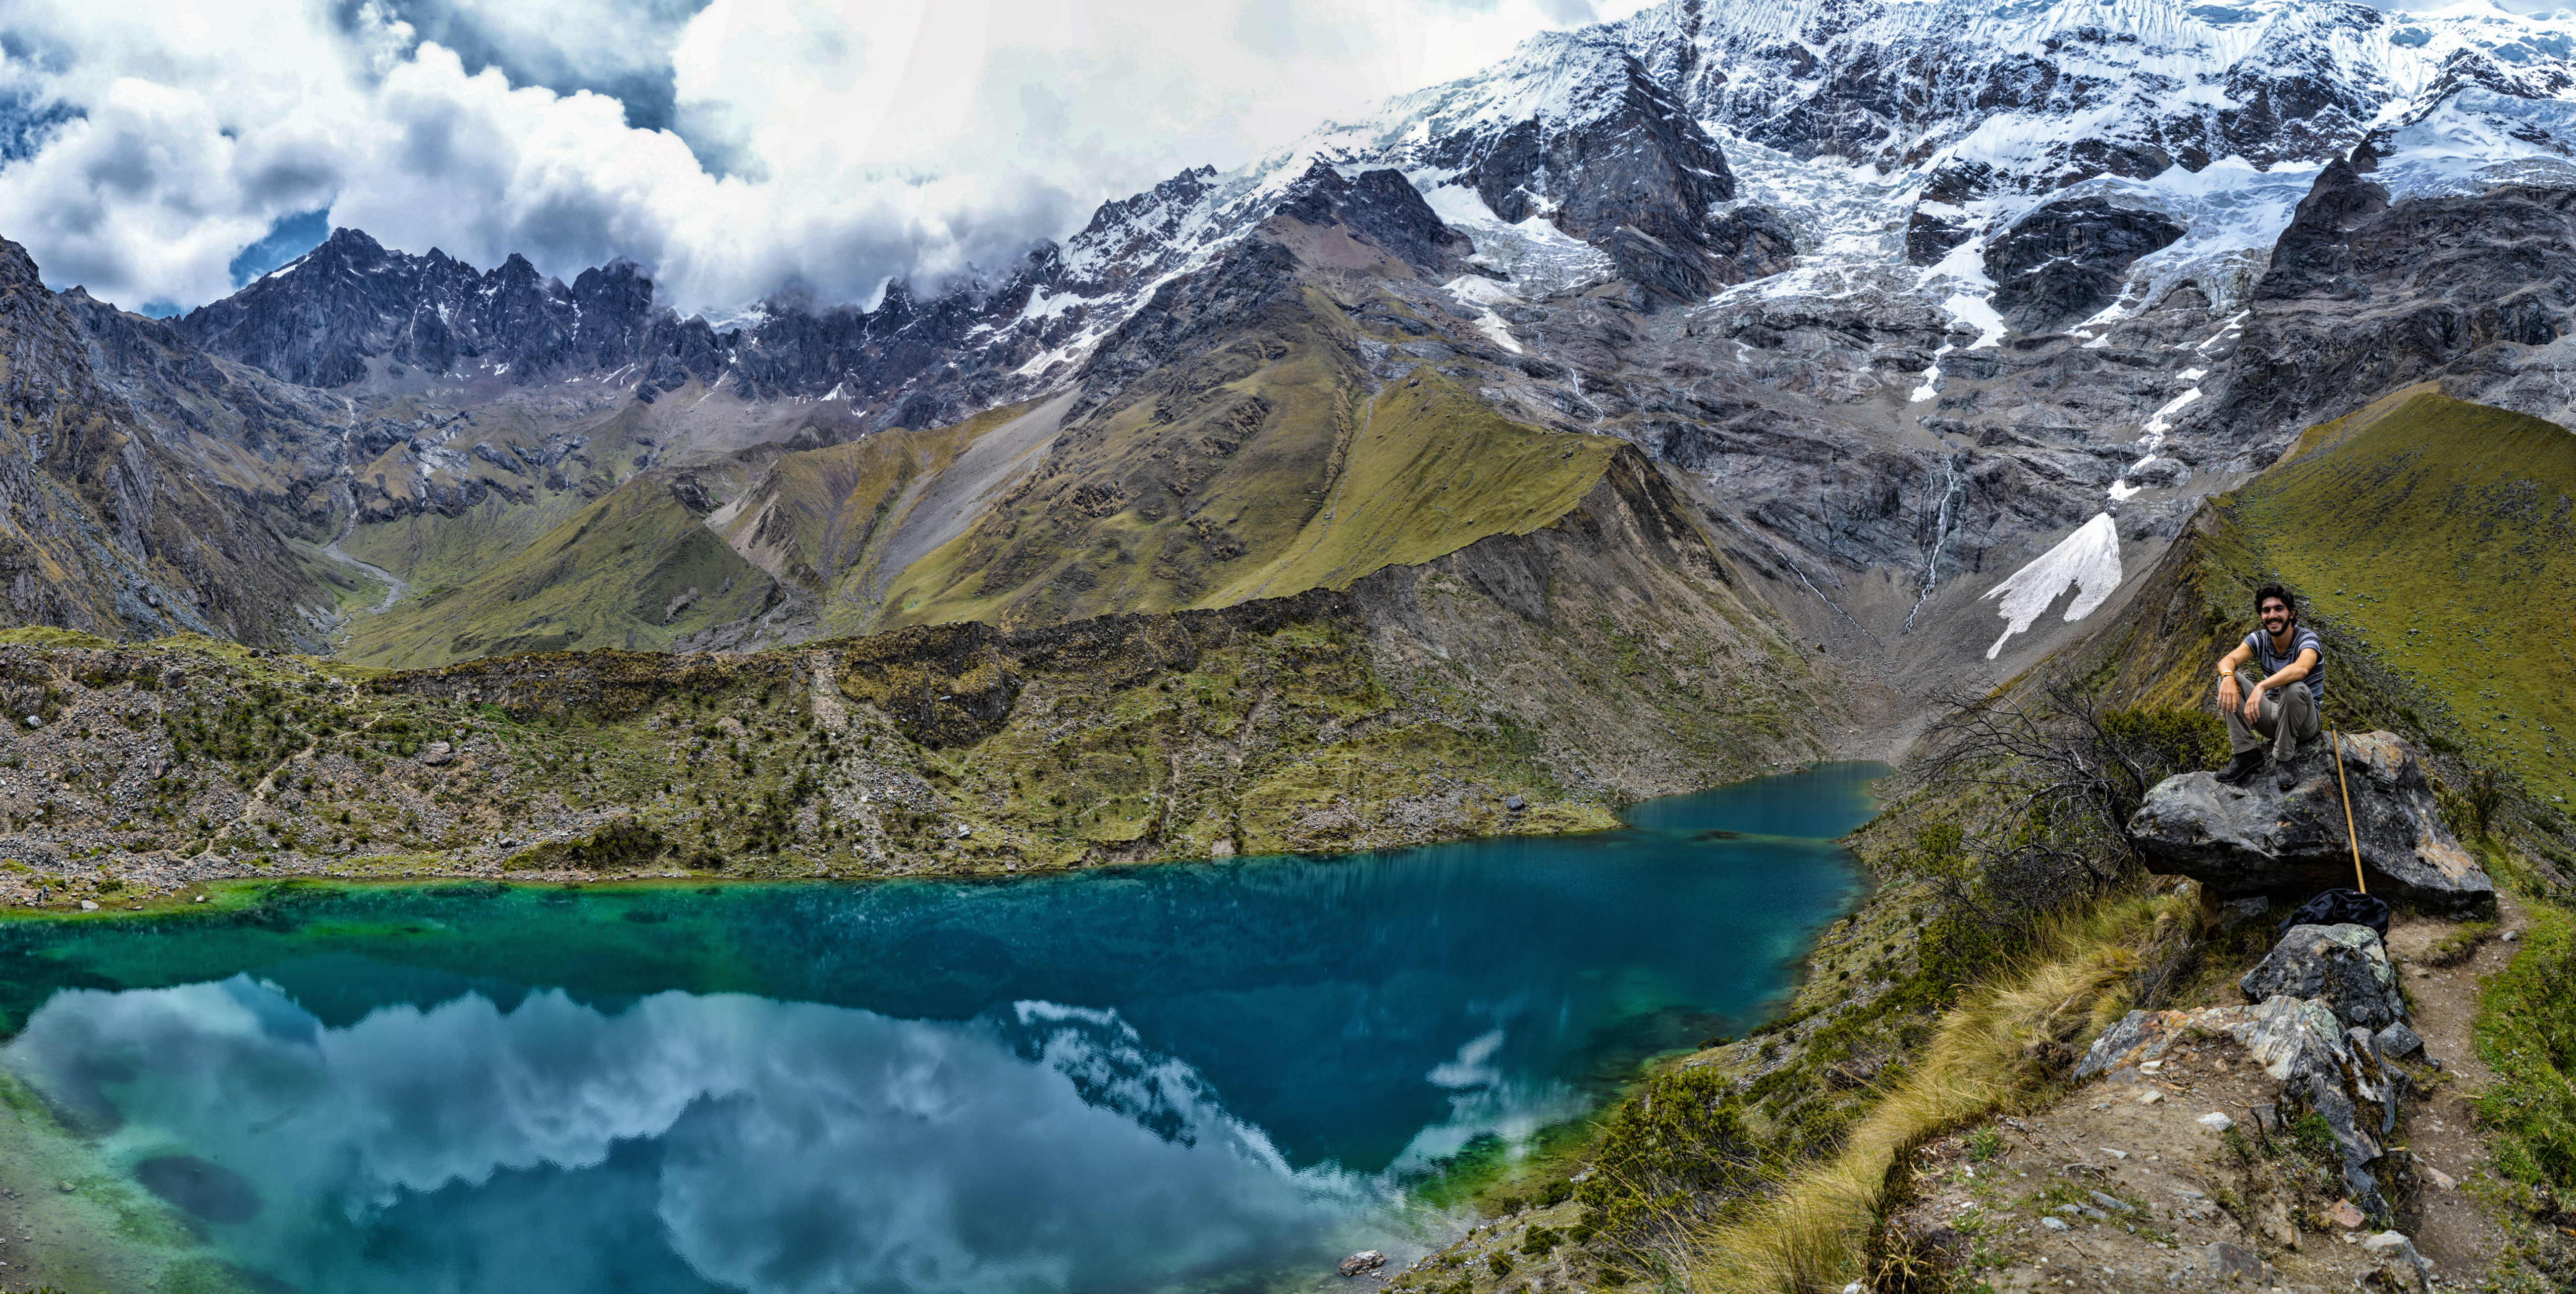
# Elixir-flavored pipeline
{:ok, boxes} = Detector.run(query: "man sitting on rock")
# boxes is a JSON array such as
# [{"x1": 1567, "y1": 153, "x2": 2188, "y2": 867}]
[{"x1": 2214, "y1": 583, "x2": 2323, "y2": 790}]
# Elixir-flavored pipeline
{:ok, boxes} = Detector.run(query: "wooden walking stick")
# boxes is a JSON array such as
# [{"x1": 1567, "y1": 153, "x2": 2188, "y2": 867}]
[{"x1": 2333, "y1": 721, "x2": 2365, "y2": 894}]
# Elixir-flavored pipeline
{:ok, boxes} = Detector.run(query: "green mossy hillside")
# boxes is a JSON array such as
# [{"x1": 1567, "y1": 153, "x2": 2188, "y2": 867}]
[
  {"x1": 0, "y1": 592, "x2": 1632, "y2": 910},
  {"x1": 877, "y1": 290, "x2": 1616, "y2": 629},
  {"x1": 1200, "y1": 364, "x2": 1622, "y2": 604},
  {"x1": 336, "y1": 402, "x2": 656, "y2": 589},
  {"x1": 2227, "y1": 387, "x2": 2576, "y2": 805},
  {"x1": 338, "y1": 473, "x2": 778, "y2": 669},
  {"x1": 2078, "y1": 388, "x2": 2573, "y2": 807}
]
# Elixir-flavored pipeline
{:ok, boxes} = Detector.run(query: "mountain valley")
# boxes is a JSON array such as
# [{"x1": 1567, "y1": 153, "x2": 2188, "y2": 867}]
[{"x1": 3, "y1": 2, "x2": 2576, "y2": 1291}]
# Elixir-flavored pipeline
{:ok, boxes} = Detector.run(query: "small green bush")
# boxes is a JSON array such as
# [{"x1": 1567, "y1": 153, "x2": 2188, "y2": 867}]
[{"x1": 1966, "y1": 1127, "x2": 2004, "y2": 1162}]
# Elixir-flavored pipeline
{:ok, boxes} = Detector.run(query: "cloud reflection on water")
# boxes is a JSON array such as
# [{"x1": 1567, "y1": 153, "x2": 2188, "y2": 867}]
[{"x1": 8, "y1": 977, "x2": 1377, "y2": 1294}]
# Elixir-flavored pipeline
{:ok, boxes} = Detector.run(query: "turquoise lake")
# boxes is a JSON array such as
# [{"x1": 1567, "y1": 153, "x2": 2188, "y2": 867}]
[{"x1": 0, "y1": 761, "x2": 1887, "y2": 1294}]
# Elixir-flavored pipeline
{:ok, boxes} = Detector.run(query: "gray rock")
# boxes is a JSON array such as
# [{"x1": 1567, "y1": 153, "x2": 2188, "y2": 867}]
[
  {"x1": 2240, "y1": 923, "x2": 2407, "y2": 1030},
  {"x1": 2127, "y1": 733, "x2": 2494, "y2": 912},
  {"x1": 2075, "y1": 995, "x2": 2402, "y2": 1221},
  {"x1": 1503, "y1": 794, "x2": 1526, "y2": 811},
  {"x1": 1337, "y1": 1250, "x2": 1387, "y2": 1278},
  {"x1": 2361, "y1": 1231, "x2": 2432, "y2": 1294},
  {"x1": 2072, "y1": 1011, "x2": 2174, "y2": 1079},
  {"x1": 1984, "y1": 197, "x2": 2186, "y2": 334},
  {"x1": 2203, "y1": 1240, "x2": 2264, "y2": 1283}
]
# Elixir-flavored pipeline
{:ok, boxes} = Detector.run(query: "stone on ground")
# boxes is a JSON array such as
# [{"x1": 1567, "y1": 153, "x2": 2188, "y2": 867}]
[
  {"x1": 2239, "y1": 922, "x2": 2407, "y2": 1030},
  {"x1": 2374, "y1": 1021, "x2": 2424, "y2": 1058}
]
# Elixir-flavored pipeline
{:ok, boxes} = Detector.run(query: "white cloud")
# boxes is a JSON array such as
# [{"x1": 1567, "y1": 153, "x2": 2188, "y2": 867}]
[{"x1": 0, "y1": 0, "x2": 1653, "y2": 314}]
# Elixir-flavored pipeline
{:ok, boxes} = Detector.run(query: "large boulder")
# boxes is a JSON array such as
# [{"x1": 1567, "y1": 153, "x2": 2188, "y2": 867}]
[
  {"x1": 2239, "y1": 923, "x2": 2406, "y2": 1030},
  {"x1": 2127, "y1": 732, "x2": 2493, "y2": 912}
]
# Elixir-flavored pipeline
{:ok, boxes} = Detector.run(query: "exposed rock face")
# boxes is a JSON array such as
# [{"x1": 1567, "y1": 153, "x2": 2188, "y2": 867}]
[
  {"x1": 178, "y1": 229, "x2": 698, "y2": 389},
  {"x1": 1386, "y1": 27, "x2": 1794, "y2": 303},
  {"x1": 0, "y1": 238, "x2": 334, "y2": 647},
  {"x1": 2238, "y1": 923, "x2": 2406, "y2": 1031},
  {"x1": 1983, "y1": 199, "x2": 2187, "y2": 334},
  {"x1": 1269, "y1": 163, "x2": 1478, "y2": 280},
  {"x1": 2256, "y1": 153, "x2": 2393, "y2": 302},
  {"x1": 2077, "y1": 993, "x2": 2406, "y2": 1219},
  {"x1": 2127, "y1": 733, "x2": 2494, "y2": 912},
  {"x1": 2217, "y1": 153, "x2": 2576, "y2": 439},
  {"x1": 1632, "y1": 0, "x2": 2431, "y2": 176}
]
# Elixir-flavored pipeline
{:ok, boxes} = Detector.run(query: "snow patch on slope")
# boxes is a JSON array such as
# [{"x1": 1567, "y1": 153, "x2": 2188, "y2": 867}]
[{"x1": 1981, "y1": 513, "x2": 2125, "y2": 660}]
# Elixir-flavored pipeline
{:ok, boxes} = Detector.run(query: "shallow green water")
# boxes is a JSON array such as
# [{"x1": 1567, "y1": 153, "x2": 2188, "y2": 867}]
[{"x1": 0, "y1": 761, "x2": 1886, "y2": 1294}]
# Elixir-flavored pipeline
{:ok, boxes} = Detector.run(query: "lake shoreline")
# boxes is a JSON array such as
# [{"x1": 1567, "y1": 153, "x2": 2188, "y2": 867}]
[
  {"x1": 0, "y1": 764, "x2": 1887, "y2": 1294},
  {"x1": 0, "y1": 757, "x2": 1882, "y2": 923}
]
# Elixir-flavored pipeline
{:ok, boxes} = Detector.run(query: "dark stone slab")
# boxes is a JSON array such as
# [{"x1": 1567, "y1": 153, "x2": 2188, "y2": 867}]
[
  {"x1": 2239, "y1": 923, "x2": 2405, "y2": 1030},
  {"x1": 2128, "y1": 732, "x2": 2493, "y2": 912}
]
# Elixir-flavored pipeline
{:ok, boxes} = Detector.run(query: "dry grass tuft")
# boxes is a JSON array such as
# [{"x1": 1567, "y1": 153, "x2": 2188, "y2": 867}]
[{"x1": 1686, "y1": 891, "x2": 2188, "y2": 1294}]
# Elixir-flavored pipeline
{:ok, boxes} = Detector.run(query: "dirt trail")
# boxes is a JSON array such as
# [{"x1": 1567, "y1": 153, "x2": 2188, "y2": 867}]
[{"x1": 1897, "y1": 903, "x2": 2535, "y2": 1293}]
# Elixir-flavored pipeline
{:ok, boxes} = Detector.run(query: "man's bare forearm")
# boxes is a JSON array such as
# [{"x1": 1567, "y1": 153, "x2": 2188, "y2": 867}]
[{"x1": 2254, "y1": 662, "x2": 2308, "y2": 693}]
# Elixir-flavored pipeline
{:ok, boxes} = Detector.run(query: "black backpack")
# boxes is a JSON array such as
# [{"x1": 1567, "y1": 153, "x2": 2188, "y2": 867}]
[{"x1": 2276, "y1": 887, "x2": 2390, "y2": 939}]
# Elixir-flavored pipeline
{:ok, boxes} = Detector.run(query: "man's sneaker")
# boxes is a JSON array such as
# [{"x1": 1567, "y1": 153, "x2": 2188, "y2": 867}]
[
  {"x1": 2215, "y1": 751, "x2": 2263, "y2": 786},
  {"x1": 2276, "y1": 760, "x2": 2297, "y2": 792}
]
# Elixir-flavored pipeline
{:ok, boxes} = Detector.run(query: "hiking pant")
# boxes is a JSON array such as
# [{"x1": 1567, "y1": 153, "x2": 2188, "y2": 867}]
[{"x1": 2225, "y1": 667, "x2": 2320, "y2": 760}]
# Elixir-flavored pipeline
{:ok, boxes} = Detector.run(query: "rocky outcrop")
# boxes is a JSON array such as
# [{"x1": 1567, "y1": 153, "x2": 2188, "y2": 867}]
[
  {"x1": 2238, "y1": 923, "x2": 2406, "y2": 1031},
  {"x1": 1983, "y1": 198, "x2": 2187, "y2": 334},
  {"x1": 1413, "y1": 28, "x2": 1793, "y2": 303},
  {"x1": 2077, "y1": 993, "x2": 2407, "y2": 1219},
  {"x1": 2254, "y1": 152, "x2": 2392, "y2": 302},
  {"x1": 0, "y1": 238, "x2": 335, "y2": 648},
  {"x1": 178, "y1": 229, "x2": 681, "y2": 388},
  {"x1": 1271, "y1": 164, "x2": 1475, "y2": 280},
  {"x1": 2217, "y1": 151, "x2": 2576, "y2": 440},
  {"x1": 2127, "y1": 733, "x2": 2494, "y2": 912}
]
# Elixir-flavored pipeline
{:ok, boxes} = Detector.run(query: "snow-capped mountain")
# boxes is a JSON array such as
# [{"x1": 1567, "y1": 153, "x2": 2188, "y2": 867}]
[
  {"x1": 28, "y1": 0, "x2": 2576, "y2": 671},
  {"x1": 182, "y1": 0, "x2": 2576, "y2": 432}
]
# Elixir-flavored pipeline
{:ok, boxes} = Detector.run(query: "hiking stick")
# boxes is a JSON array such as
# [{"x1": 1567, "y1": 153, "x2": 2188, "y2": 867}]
[{"x1": 2333, "y1": 726, "x2": 2365, "y2": 894}]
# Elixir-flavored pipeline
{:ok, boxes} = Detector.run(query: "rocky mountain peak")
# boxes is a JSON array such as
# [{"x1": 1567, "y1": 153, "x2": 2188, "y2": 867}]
[{"x1": 1270, "y1": 163, "x2": 1475, "y2": 279}]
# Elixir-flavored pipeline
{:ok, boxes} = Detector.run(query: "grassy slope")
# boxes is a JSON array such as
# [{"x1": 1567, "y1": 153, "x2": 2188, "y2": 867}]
[
  {"x1": 878, "y1": 290, "x2": 1616, "y2": 629},
  {"x1": 1203, "y1": 366, "x2": 1622, "y2": 604},
  {"x1": 2225, "y1": 387, "x2": 2576, "y2": 804},
  {"x1": 708, "y1": 403, "x2": 1033, "y2": 634},
  {"x1": 336, "y1": 285, "x2": 1616, "y2": 664},
  {"x1": 338, "y1": 403, "x2": 658, "y2": 593},
  {"x1": 337, "y1": 475, "x2": 775, "y2": 668}
]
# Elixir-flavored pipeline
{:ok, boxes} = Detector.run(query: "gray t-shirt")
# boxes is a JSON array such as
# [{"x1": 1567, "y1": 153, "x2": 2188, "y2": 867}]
[{"x1": 2243, "y1": 626, "x2": 2324, "y2": 703}]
